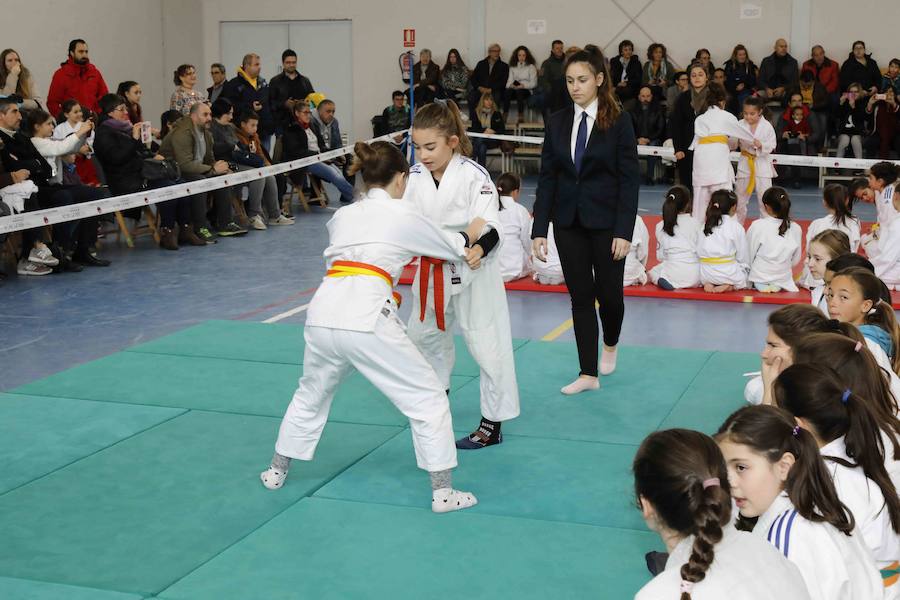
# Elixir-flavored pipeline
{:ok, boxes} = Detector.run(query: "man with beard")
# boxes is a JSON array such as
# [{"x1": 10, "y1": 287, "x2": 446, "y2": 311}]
[{"x1": 47, "y1": 39, "x2": 109, "y2": 115}]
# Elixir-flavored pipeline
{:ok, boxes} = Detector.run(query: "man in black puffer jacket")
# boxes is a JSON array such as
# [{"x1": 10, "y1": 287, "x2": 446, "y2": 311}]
[{"x1": 222, "y1": 53, "x2": 275, "y2": 152}]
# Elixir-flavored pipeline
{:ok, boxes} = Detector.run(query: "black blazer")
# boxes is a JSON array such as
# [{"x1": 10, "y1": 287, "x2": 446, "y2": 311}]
[{"x1": 532, "y1": 106, "x2": 639, "y2": 240}]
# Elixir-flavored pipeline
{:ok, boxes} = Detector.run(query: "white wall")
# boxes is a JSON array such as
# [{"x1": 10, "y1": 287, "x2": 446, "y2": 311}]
[
  {"x1": 190, "y1": 0, "x2": 472, "y2": 140},
  {"x1": 5, "y1": 1, "x2": 899, "y2": 143},
  {"x1": 3, "y1": 0, "x2": 166, "y2": 120}
]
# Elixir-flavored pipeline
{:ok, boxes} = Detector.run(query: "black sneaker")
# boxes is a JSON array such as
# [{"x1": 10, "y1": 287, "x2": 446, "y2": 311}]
[
  {"x1": 197, "y1": 227, "x2": 218, "y2": 244},
  {"x1": 216, "y1": 222, "x2": 248, "y2": 237}
]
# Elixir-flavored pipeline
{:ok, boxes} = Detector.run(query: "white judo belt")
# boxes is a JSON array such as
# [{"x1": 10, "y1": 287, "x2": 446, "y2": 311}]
[
  {"x1": 468, "y1": 131, "x2": 900, "y2": 170},
  {"x1": 0, "y1": 131, "x2": 408, "y2": 234}
]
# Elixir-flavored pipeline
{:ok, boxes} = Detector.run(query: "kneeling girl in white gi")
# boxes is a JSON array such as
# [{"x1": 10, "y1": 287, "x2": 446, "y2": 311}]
[
  {"x1": 649, "y1": 185, "x2": 701, "y2": 290},
  {"x1": 261, "y1": 141, "x2": 485, "y2": 513},
  {"x1": 747, "y1": 187, "x2": 802, "y2": 293},
  {"x1": 697, "y1": 190, "x2": 749, "y2": 293},
  {"x1": 775, "y1": 364, "x2": 900, "y2": 598}
]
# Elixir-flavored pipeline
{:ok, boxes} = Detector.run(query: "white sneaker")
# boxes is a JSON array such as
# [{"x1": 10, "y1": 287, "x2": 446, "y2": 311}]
[
  {"x1": 17, "y1": 260, "x2": 52, "y2": 276},
  {"x1": 268, "y1": 215, "x2": 294, "y2": 226},
  {"x1": 249, "y1": 215, "x2": 267, "y2": 230},
  {"x1": 29, "y1": 246, "x2": 59, "y2": 266},
  {"x1": 432, "y1": 487, "x2": 478, "y2": 513},
  {"x1": 260, "y1": 466, "x2": 288, "y2": 490}
]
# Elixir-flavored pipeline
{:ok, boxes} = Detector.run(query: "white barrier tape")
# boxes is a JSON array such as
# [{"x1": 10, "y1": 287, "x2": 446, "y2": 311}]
[
  {"x1": 0, "y1": 131, "x2": 408, "y2": 235},
  {"x1": 467, "y1": 131, "x2": 900, "y2": 170}
]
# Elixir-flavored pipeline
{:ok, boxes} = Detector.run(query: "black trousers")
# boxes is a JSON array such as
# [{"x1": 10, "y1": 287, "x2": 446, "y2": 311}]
[
  {"x1": 181, "y1": 173, "x2": 233, "y2": 231},
  {"x1": 554, "y1": 223, "x2": 626, "y2": 377},
  {"x1": 37, "y1": 184, "x2": 108, "y2": 253}
]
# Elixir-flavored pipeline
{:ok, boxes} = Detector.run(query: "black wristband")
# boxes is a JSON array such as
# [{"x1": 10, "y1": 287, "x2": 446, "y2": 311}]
[
  {"x1": 475, "y1": 228, "x2": 500, "y2": 257},
  {"x1": 459, "y1": 231, "x2": 470, "y2": 247}
]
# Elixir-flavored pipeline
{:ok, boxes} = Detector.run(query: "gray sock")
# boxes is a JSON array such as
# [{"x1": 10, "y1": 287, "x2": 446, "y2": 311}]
[
  {"x1": 429, "y1": 469, "x2": 452, "y2": 490},
  {"x1": 271, "y1": 452, "x2": 291, "y2": 471}
]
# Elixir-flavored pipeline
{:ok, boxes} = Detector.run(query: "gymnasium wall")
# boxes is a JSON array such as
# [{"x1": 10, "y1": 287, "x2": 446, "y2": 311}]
[{"x1": 4, "y1": 1, "x2": 899, "y2": 141}]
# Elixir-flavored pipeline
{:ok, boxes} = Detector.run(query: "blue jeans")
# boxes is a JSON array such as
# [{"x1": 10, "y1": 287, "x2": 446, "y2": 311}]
[{"x1": 307, "y1": 162, "x2": 354, "y2": 202}]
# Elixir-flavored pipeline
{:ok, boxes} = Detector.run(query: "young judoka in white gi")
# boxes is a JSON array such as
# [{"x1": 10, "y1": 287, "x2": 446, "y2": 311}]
[
  {"x1": 747, "y1": 187, "x2": 802, "y2": 293},
  {"x1": 855, "y1": 163, "x2": 900, "y2": 249},
  {"x1": 689, "y1": 82, "x2": 756, "y2": 222},
  {"x1": 774, "y1": 364, "x2": 900, "y2": 599},
  {"x1": 532, "y1": 224, "x2": 564, "y2": 285},
  {"x1": 717, "y1": 405, "x2": 883, "y2": 600},
  {"x1": 405, "y1": 100, "x2": 520, "y2": 449},
  {"x1": 495, "y1": 172, "x2": 533, "y2": 282},
  {"x1": 649, "y1": 185, "x2": 701, "y2": 290},
  {"x1": 634, "y1": 428, "x2": 811, "y2": 600},
  {"x1": 697, "y1": 190, "x2": 750, "y2": 293},
  {"x1": 732, "y1": 96, "x2": 777, "y2": 224},
  {"x1": 622, "y1": 214, "x2": 648, "y2": 286},
  {"x1": 864, "y1": 182, "x2": 900, "y2": 290},
  {"x1": 261, "y1": 141, "x2": 486, "y2": 513},
  {"x1": 799, "y1": 184, "x2": 860, "y2": 290},
  {"x1": 806, "y1": 230, "x2": 851, "y2": 315}
]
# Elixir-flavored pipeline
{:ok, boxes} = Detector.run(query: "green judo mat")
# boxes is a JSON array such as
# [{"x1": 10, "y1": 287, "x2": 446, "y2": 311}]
[{"x1": 2, "y1": 319, "x2": 752, "y2": 598}]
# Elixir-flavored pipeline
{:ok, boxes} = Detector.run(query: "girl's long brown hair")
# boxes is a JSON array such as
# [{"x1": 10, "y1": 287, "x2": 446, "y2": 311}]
[
  {"x1": 564, "y1": 45, "x2": 621, "y2": 131},
  {"x1": 0, "y1": 49, "x2": 32, "y2": 99},
  {"x1": 412, "y1": 100, "x2": 472, "y2": 157},
  {"x1": 717, "y1": 405, "x2": 855, "y2": 535}
]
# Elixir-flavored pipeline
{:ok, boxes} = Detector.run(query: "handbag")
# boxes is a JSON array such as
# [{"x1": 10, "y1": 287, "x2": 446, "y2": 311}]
[{"x1": 142, "y1": 158, "x2": 180, "y2": 182}]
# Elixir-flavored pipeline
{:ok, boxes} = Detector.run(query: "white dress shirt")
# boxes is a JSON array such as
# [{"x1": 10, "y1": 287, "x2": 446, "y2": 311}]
[{"x1": 570, "y1": 99, "x2": 597, "y2": 162}]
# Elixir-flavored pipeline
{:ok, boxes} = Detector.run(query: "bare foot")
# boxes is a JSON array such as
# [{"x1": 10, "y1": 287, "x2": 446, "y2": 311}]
[
  {"x1": 712, "y1": 284, "x2": 734, "y2": 293},
  {"x1": 703, "y1": 283, "x2": 716, "y2": 293}
]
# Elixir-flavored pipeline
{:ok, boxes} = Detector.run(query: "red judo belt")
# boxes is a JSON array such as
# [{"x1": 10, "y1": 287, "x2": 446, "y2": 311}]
[{"x1": 418, "y1": 257, "x2": 446, "y2": 331}]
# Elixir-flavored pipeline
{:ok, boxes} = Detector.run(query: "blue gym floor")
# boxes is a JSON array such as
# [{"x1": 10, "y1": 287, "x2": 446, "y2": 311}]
[{"x1": 0, "y1": 176, "x2": 874, "y2": 391}]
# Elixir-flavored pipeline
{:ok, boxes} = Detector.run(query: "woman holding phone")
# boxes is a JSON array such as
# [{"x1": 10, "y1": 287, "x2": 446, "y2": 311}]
[{"x1": 531, "y1": 45, "x2": 640, "y2": 395}]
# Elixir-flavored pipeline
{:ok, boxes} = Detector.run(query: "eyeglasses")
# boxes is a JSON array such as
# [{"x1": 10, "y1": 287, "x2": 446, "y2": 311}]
[{"x1": 113, "y1": 106, "x2": 128, "y2": 113}]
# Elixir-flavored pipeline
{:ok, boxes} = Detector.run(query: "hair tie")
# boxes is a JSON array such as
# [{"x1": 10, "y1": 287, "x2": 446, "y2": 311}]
[
  {"x1": 854, "y1": 341, "x2": 863, "y2": 352},
  {"x1": 667, "y1": 193, "x2": 675, "y2": 200},
  {"x1": 712, "y1": 202, "x2": 719, "y2": 208},
  {"x1": 702, "y1": 477, "x2": 720, "y2": 489},
  {"x1": 841, "y1": 389, "x2": 851, "y2": 404},
  {"x1": 827, "y1": 318, "x2": 841, "y2": 331},
  {"x1": 680, "y1": 580, "x2": 694, "y2": 593},
  {"x1": 791, "y1": 425, "x2": 800, "y2": 437}
]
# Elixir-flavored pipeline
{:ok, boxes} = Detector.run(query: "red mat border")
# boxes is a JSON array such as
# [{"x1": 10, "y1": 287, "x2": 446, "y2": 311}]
[{"x1": 397, "y1": 216, "x2": 900, "y2": 309}]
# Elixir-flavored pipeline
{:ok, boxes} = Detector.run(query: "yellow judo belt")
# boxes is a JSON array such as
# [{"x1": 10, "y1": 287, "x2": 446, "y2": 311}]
[
  {"x1": 325, "y1": 261, "x2": 402, "y2": 307},
  {"x1": 700, "y1": 255, "x2": 736, "y2": 265},
  {"x1": 698, "y1": 135, "x2": 728, "y2": 145},
  {"x1": 741, "y1": 150, "x2": 757, "y2": 195}
]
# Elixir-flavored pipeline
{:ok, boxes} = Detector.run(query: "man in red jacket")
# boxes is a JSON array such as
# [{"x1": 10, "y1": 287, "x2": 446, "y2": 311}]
[
  {"x1": 46, "y1": 39, "x2": 109, "y2": 116},
  {"x1": 801, "y1": 45, "x2": 840, "y2": 94}
]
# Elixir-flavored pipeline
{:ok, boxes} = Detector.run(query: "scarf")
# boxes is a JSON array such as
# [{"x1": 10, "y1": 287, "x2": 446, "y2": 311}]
[
  {"x1": 477, "y1": 108, "x2": 492, "y2": 129},
  {"x1": 101, "y1": 118, "x2": 133, "y2": 134},
  {"x1": 237, "y1": 66, "x2": 258, "y2": 90},
  {"x1": 859, "y1": 324, "x2": 894, "y2": 358},
  {"x1": 690, "y1": 86, "x2": 708, "y2": 114}
]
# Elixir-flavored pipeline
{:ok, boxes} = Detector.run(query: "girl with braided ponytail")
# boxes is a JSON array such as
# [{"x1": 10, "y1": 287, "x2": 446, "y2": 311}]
[
  {"x1": 774, "y1": 364, "x2": 900, "y2": 595},
  {"x1": 716, "y1": 405, "x2": 882, "y2": 600},
  {"x1": 633, "y1": 428, "x2": 810, "y2": 599}
]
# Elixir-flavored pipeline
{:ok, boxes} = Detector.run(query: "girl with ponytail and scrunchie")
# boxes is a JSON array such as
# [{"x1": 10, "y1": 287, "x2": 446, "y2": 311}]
[
  {"x1": 716, "y1": 405, "x2": 882, "y2": 600},
  {"x1": 633, "y1": 428, "x2": 810, "y2": 599}
]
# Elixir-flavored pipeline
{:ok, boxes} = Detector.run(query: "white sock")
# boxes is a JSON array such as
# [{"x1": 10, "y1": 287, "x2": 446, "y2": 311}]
[
  {"x1": 600, "y1": 347, "x2": 618, "y2": 375},
  {"x1": 560, "y1": 376, "x2": 600, "y2": 395},
  {"x1": 431, "y1": 487, "x2": 478, "y2": 513}
]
